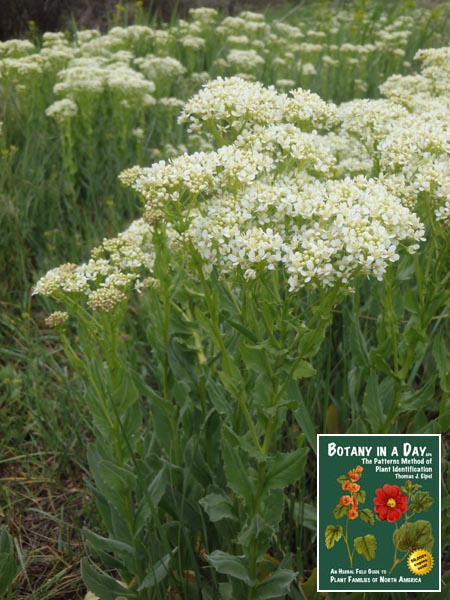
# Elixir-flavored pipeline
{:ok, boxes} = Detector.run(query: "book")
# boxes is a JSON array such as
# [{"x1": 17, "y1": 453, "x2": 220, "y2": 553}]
[{"x1": 317, "y1": 434, "x2": 441, "y2": 592}]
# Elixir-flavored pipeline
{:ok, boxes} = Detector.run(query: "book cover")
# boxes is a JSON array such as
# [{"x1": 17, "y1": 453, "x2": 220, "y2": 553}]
[{"x1": 317, "y1": 434, "x2": 441, "y2": 592}]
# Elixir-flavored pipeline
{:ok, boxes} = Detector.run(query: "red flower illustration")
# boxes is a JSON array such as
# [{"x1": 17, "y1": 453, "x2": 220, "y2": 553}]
[{"x1": 373, "y1": 484, "x2": 408, "y2": 522}]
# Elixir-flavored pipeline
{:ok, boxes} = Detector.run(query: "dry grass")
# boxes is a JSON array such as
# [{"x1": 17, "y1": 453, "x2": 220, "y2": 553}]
[{"x1": 1, "y1": 455, "x2": 92, "y2": 598}]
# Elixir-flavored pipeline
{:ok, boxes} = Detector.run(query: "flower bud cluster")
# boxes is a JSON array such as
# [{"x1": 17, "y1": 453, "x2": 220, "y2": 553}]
[{"x1": 34, "y1": 219, "x2": 155, "y2": 311}]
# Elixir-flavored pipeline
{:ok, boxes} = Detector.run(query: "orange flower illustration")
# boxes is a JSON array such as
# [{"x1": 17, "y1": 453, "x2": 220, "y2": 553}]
[
  {"x1": 339, "y1": 495, "x2": 353, "y2": 506},
  {"x1": 347, "y1": 507, "x2": 359, "y2": 520},
  {"x1": 347, "y1": 482, "x2": 360, "y2": 493}
]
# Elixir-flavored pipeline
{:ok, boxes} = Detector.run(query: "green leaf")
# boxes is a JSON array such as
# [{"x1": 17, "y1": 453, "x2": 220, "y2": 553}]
[
  {"x1": 206, "y1": 378, "x2": 232, "y2": 418},
  {"x1": 88, "y1": 448, "x2": 136, "y2": 497},
  {"x1": 292, "y1": 360, "x2": 316, "y2": 379},
  {"x1": 399, "y1": 376, "x2": 436, "y2": 413},
  {"x1": 359, "y1": 508, "x2": 375, "y2": 525},
  {"x1": 344, "y1": 304, "x2": 370, "y2": 368},
  {"x1": 354, "y1": 535, "x2": 377, "y2": 561},
  {"x1": 333, "y1": 504, "x2": 348, "y2": 519},
  {"x1": 222, "y1": 427, "x2": 254, "y2": 507},
  {"x1": 237, "y1": 515, "x2": 273, "y2": 554},
  {"x1": 84, "y1": 528, "x2": 137, "y2": 560},
  {"x1": 401, "y1": 480, "x2": 422, "y2": 495},
  {"x1": 409, "y1": 491, "x2": 434, "y2": 515},
  {"x1": 0, "y1": 552, "x2": 16, "y2": 596},
  {"x1": 148, "y1": 391, "x2": 175, "y2": 452},
  {"x1": 81, "y1": 558, "x2": 137, "y2": 599},
  {"x1": 299, "y1": 568, "x2": 318, "y2": 600},
  {"x1": 355, "y1": 490, "x2": 366, "y2": 504},
  {"x1": 297, "y1": 323, "x2": 329, "y2": 359},
  {"x1": 225, "y1": 318, "x2": 258, "y2": 343},
  {"x1": 240, "y1": 342, "x2": 268, "y2": 373},
  {"x1": 393, "y1": 520, "x2": 434, "y2": 553},
  {"x1": 112, "y1": 370, "x2": 139, "y2": 413},
  {"x1": 325, "y1": 525, "x2": 343, "y2": 549},
  {"x1": 403, "y1": 287, "x2": 420, "y2": 315},
  {"x1": 0, "y1": 528, "x2": 16, "y2": 595},
  {"x1": 433, "y1": 332, "x2": 450, "y2": 393},
  {"x1": 199, "y1": 493, "x2": 236, "y2": 523},
  {"x1": 336, "y1": 474, "x2": 348, "y2": 485},
  {"x1": 264, "y1": 448, "x2": 308, "y2": 492},
  {"x1": 362, "y1": 373, "x2": 385, "y2": 432},
  {"x1": 254, "y1": 373, "x2": 273, "y2": 409},
  {"x1": 254, "y1": 568, "x2": 297, "y2": 599},
  {"x1": 293, "y1": 501, "x2": 317, "y2": 532},
  {"x1": 218, "y1": 367, "x2": 243, "y2": 402},
  {"x1": 293, "y1": 393, "x2": 317, "y2": 454},
  {"x1": 205, "y1": 551, "x2": 254, "y2": 586},
  {"x1": 137, "y1": 548, "x2": 178, "y2": 591},
  {"x1": 260, "y1": 488, "x2": 284, "y2": 530}
]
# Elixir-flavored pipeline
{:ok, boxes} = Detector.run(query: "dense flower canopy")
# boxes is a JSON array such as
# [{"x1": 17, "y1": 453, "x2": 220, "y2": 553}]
[{"x1": 34, "y1": 43, "x2": 450, "y2": 313}]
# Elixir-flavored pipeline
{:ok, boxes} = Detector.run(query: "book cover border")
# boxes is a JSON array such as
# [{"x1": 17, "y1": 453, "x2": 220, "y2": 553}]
[{"x1": 317, "y1": 433, "x2": 441, "y2": 593}]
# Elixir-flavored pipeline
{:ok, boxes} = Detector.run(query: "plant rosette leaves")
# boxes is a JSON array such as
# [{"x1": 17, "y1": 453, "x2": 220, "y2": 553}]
[
  {"x1": 393, "y1": 520, "x2": 434, "y2": 553},
  {"x1": 354, "y1": 534, "x2": 377, "y2": 561}
]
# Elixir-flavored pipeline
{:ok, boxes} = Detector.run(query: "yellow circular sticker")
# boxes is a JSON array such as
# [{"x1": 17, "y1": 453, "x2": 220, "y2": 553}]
[{"x1": 407, "y1": 549, "x2": 434, "y2": 576}]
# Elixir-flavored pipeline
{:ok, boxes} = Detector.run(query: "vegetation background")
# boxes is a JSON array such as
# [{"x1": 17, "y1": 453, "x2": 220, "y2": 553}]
[{"x1": 0, "y1": 0, "x2": 292, "y2": 39}]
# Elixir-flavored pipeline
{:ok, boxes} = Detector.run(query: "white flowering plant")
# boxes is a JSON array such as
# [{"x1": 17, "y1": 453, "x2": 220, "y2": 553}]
[{"x1": 32, "y1": 63, "x2": 448, "y2": 597}]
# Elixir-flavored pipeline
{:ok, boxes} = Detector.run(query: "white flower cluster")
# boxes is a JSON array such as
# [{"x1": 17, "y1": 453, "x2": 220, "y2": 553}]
[
  {"x1": 0, "y1": 39, "x2": 35, "y2": 58},
  {"x1": 53, "y1": 58, "x2": 156, "y2": 107},
  {"x1": 339, "y1": 47, "x2": 450, "y2": 223},
  {"x1": 178, "y1": 76, "x2": 336, "y2": 138},
  {"x1": 45, "y1": 98, "x2": 78, "y2": 124},
  {"x1": 34, "y1": 219, "x2": 155, "y2": 311},
  {"x1": 118, "y1": 78, "x2": 425, "y2": 294},
  {"x1": 134, "y1": 56, "x2": 186, "y2": 83},
  {"x1": 33, "y1": 34, "x2": 450, "y2": 310},
  {"x1": 183, "y1": 176, "x2": 424, "y2": 288}
]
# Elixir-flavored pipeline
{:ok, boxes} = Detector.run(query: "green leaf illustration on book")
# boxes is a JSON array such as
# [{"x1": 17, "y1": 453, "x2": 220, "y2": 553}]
[
  {"x1": 354, "y1": 535, "x2": 377, "y2": 561},
  {"x1": 325, "y1": 525, "x2": 343, "y2": 549},
  {"x1": 393, "y1": 520, "x2": 433, "y2": 553}
]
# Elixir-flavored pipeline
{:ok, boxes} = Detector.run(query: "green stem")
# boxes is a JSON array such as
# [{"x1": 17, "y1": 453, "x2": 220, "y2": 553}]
[
  {"x1": 388, "y1": 521, "x2": 407, "y2": 574},
  {"x1": 192, "y1": 253, "x2": 262, "y2": 452},
  {"x1": 343, "y1": 518, "x2": 354, "y2": 569}
]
